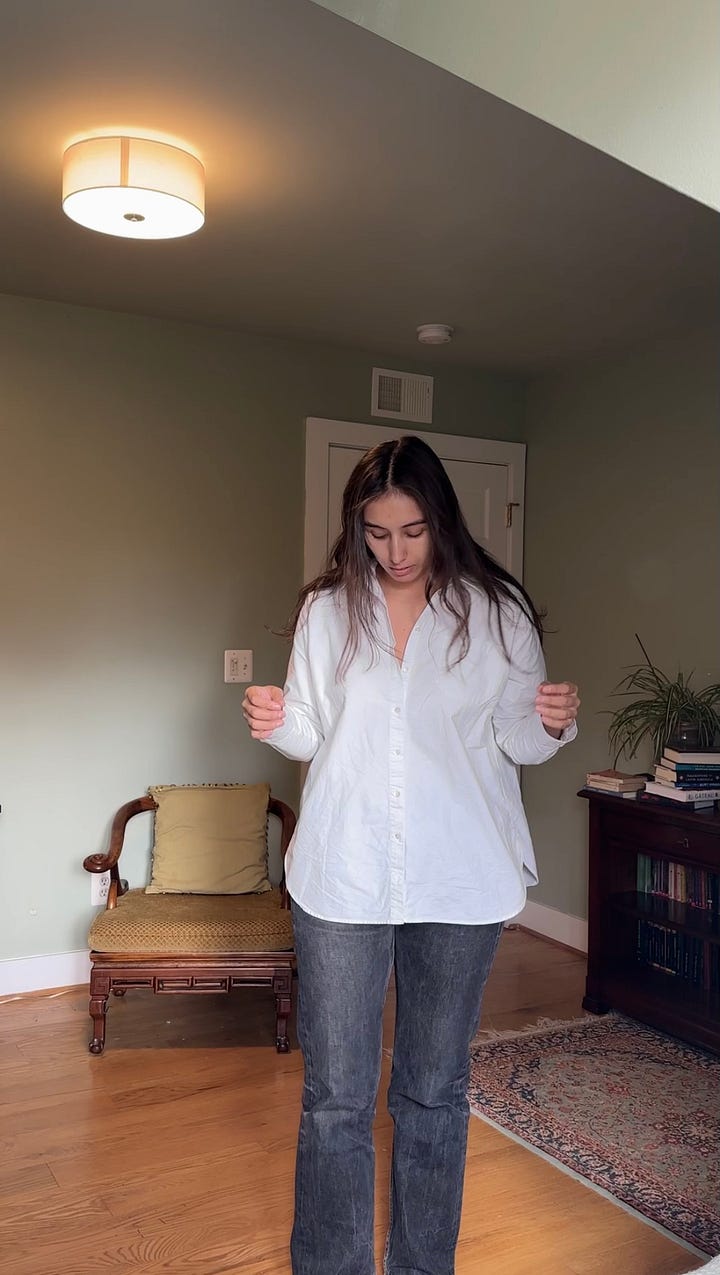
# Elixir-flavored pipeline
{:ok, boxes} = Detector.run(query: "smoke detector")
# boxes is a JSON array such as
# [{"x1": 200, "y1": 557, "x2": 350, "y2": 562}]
[{"x1": 417, "y1": 323, "x2": 453, "y2": 345}]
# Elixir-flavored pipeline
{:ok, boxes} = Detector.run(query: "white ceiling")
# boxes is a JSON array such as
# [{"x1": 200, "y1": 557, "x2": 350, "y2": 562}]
[{"x1": 1, "y1": 0, "x2": 717, "y2": 373}]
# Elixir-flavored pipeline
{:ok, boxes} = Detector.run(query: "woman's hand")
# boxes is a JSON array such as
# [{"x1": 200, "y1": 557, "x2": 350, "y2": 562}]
[
  {"x1": 535, "y1": 682, "x2": 580, "y2": 739},
  {"x1": 242, "y1": 685, "x2": 285, "y2": 740}
]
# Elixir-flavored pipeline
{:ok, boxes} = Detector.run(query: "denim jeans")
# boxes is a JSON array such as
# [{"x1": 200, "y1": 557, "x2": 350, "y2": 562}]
[{"x1": 290, "y1": 900, "x2": 503, "y2": 1275}]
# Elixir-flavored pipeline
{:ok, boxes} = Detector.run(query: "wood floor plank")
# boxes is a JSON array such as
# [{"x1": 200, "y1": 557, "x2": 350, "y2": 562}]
[
  {"x1": 0, "y1": 930, "x2": 702, "y2": 1274},
  {"x1": 566, "y1": 1230, "x2": 702, "y2": 1275}
]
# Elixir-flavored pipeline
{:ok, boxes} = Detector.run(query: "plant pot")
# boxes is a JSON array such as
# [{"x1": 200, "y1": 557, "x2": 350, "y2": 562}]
[{"x1": 667, "y1": 720, "x2": 702, "y2": 751}]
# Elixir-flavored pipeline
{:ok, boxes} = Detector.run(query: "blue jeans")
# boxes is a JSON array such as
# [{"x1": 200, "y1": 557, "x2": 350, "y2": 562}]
[{"x1": 290, "y1": 900, "x2": 503, "y2": 1275}]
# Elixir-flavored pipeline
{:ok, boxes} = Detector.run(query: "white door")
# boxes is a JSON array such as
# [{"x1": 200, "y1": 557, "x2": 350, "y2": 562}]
[{"x1": 304, "y1": 419, "x2": 525, "y2": 583}]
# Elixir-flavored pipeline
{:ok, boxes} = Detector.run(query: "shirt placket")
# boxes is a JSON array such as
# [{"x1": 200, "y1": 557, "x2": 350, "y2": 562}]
[{"x1": 388, "y1": 656, "x2": 407, "y2": 923}]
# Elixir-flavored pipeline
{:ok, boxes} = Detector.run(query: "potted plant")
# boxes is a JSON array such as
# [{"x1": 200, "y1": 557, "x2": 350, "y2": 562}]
[{"x1": 607, "y1": 635, "x2": 720, "y2": 766}]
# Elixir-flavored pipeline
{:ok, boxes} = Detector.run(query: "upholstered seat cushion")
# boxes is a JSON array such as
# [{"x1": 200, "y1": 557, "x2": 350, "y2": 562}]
[{"x1": 88, "y1": 887, "x2": 294, "y2": 954}]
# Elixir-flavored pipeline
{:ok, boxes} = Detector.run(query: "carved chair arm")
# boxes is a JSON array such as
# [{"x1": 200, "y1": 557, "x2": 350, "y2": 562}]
[{"x1": 83, "y1": 796, "x2": 157, "y2": 908}]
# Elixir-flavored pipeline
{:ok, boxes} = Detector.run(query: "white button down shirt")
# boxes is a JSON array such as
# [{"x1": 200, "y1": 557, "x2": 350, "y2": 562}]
[{"x1": 265, "y1": 578, "x2": 576, "y2": 925}]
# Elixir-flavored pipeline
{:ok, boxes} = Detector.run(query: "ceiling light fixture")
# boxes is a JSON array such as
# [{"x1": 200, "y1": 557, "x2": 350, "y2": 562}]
[
  {"x1": 416, "y1": 324, "x2": 454, "y2": 345},
  {"x1": 62, "y1": 136, "x2": 205, "y2": 240}
]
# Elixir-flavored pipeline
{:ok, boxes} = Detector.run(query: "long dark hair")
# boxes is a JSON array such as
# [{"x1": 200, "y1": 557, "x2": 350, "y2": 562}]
[{"x1": 287, "y1": 435, "x2": 544, "y2": 671}]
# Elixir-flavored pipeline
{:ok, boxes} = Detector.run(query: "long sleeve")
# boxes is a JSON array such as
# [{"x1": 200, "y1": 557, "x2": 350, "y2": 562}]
[
  {"x1": 492, "y1": 606, "x2": 577, "y2": 765},
  {"x1": 263, "y1": 613, "x2": 325, "y2": 764}
]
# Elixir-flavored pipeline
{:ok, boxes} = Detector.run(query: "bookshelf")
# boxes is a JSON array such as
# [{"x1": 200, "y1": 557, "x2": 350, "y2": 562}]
[{"x1": 579, "y1": 789, "x2": 720, "y2": 1055}]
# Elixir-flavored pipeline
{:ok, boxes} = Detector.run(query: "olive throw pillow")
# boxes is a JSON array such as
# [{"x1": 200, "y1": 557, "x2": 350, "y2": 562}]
[{"x1": 145, "y1": 783, "x2": 273, "y2": 894}]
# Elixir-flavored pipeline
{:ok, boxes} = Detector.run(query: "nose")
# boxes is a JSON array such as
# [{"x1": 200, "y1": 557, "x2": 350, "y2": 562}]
[{"x1": 389, "y1": 536, "x2": 407, "y2": 565}]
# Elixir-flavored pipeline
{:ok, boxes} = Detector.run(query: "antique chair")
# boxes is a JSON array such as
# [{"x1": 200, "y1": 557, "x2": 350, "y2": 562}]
[{"x1": 83, "y1": 783, "x2": 296, "y2": 1054}]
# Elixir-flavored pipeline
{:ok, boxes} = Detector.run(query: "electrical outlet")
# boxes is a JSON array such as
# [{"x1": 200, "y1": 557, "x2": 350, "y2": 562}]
[
  {"x1": 91, "y1": 872, "x2": 110, "y2": 907},
  {"x1": 224, "y1": 650, "x2": 253, "y2": 683}
]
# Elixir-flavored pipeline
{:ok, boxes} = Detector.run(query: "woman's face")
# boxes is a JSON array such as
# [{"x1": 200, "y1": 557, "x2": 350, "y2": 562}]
[{"x1": 363, "y1": 490, "x2": 432, "y2": 586}]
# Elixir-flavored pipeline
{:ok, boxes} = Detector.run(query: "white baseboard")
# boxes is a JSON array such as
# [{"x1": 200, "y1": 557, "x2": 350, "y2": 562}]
[
  {"x1": 0, "y1": 950, "x2": 90, "y2": 997},
  {"x1": 511, "y1": 900, "x2": 588, "y2": 954}
]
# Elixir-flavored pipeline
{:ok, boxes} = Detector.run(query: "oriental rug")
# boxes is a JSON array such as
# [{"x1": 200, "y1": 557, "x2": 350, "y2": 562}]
[{"x1": 468, "y1": 1013, "x2": 720, "y2": 1256}]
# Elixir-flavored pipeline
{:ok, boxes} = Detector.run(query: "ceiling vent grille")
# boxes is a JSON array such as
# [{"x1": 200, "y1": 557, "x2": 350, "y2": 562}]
[{"x1": 371, "y1": 368, "x2": 433, "y2": 424}]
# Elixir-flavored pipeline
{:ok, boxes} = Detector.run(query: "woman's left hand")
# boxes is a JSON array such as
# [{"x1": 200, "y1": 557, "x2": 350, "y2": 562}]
[{"x1": 535, "y1": 682, "x2": 580, "y2": 738}]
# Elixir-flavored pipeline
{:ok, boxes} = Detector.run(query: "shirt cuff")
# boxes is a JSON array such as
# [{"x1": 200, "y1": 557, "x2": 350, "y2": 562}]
[
  {"x1": 533, "y1": 712, "x2": 578, "y2": 756},
  {"x1": 258, "y1": 707, "x2": 321, "y2": 763},
  {"x1": 549, "y1": 717, "x2": 578, "y2": 746}
]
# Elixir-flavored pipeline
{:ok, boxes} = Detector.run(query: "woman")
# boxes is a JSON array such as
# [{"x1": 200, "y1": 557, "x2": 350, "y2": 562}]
[{"x1": 243, "y1": 435, "x2": 579, "y2": 1275}]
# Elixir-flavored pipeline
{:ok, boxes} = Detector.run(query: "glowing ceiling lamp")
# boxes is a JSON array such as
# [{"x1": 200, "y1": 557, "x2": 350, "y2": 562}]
[{"x1": 62, "y1": 136, "x2": 205, "y2": 239}]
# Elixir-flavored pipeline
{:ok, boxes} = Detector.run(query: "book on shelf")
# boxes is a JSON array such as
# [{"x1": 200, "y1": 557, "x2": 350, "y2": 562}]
[
  {"x1": 655, "y1": 763, "x2": 720, "y2": 787},
  {"x1": 636, "y1": 853, "x2": 718, "y2": 909},
  {"x1": 663, "y1": 747, "x2": 720, "y2": 765},
  {"x1": 585, "y1": 769, "x2": 646, "y2": 792},
  {"x1": 638, "y1": 790, "x2": 715, "y2": 811},
  {"x1": 659, "y1": 755, "x2": 720, "y2": 775},
  {"x1": 586, "y1": 786, "x2": 639, "y2": 799},
  {"x1": 644, "y1": 780, "x2": 720, "y2": 804},
  {"x1": 636, "y1": 920, "x2": 708, "y2": 988}
]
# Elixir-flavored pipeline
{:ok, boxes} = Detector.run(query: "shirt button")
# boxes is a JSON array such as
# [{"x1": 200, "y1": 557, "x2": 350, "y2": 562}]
[
  {"x1": 393, "y1": 706, "x2": 401, "y2": 715},
  {"x1": 394, "y1": 832, "x2": 401, "y2": 841},
  {"x1": 393, "y1": 789, "x2": 400, "y2": 799}
]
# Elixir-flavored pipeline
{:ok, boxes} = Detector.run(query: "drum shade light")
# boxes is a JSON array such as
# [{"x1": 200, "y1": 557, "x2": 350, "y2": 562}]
[{"x1": 62, "y1": 137, "x2": 205, "y2": 239}]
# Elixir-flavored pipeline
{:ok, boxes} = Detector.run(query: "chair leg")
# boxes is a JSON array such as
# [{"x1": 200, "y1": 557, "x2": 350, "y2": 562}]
[
  {"x1": 88, "y1": 968, "x2": 110, "y2": 1055},
  {"x1": 273, "y1": 970, "x2": 292, "y2": 1053}
]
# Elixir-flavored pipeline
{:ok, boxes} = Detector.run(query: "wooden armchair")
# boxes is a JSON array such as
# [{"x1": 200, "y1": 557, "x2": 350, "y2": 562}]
[{"x1": 83, "y1": 791, "x2": 296, "y2": 1054}]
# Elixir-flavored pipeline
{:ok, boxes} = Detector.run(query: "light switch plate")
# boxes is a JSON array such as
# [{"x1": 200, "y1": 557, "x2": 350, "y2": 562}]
[{"x1": 224, "y1": 650, "x2": 253, "y2": 683}]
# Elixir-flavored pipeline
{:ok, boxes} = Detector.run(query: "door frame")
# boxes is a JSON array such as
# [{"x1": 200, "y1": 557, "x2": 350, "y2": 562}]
[{"x1": 304, "y1": 417, "x2": 526, "y2": 583}]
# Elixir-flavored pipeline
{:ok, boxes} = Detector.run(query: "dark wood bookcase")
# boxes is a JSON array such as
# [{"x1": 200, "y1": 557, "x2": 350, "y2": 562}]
[{"x1": 579, "y1": 789, "x2": 720, "y2": 1055}]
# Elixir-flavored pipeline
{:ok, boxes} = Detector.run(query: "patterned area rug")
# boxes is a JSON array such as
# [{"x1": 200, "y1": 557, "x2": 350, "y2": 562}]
[{"x1": 468, "y1": 1014, "x2": 720, "y2": 1256}]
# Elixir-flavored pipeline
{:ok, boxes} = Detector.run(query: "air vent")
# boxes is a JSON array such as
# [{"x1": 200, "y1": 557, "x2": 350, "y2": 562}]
[{"x1": 371, "y1": 368, "x2": 433, "y2": 424}]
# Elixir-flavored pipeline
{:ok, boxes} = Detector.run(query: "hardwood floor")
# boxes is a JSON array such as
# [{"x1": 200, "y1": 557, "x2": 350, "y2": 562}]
[{"x1": 0, "y1": 929, "x2": 703, "y2": 1274}]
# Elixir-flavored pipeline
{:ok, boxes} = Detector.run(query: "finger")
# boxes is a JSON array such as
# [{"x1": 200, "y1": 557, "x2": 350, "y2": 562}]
[
  {"x1": 243, "y1": 689, "x2": 284, "y2": 711},
  {"x1": 250, "y1": 685, "x2": 284, "y2": 705},
  {"x1": 532, "y1": 693, "x2": 578, "y2": 714},
  {"x1": 537, "y1": 700, "x2": 578, "y2": 716},
  {"x1": 244, "y1": 719, "x2": 285, "y2": 737},
  {"x1": 536, "y1": 705, "x2": 580, "y2": 719},
  {"x1": 246, "y1": 710, "x2": 284, "y2": 730},
  {"x1": 537, "y1": 701, "x2": 578, "y2": 716},
  {"x1": 535, "y1": 700, "x2": 578, "y2": 716},
  {"x1": 243, "y1": 705, "x2": 284, "y2": 722},
  {"x1": 246, "y1": 685, "x2": 283, "y2": 705},
  {"x1": 242, "y1": 700, "x2": 284, "y2": 719},
  {"x1": 246, "y1": 686, "x2": 273, "y2": 706},
  {"x1": 537, "y1": 682, "x2": 577, "y2": 696}
]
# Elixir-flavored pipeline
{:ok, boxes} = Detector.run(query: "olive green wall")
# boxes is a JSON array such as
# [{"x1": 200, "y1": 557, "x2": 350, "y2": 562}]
[
  {"x1": 521, "y1": 325, "x2": 720, "y2": 916},
  {"x1": 0, "y1": 292, "x2": 524, "y2": 963}
]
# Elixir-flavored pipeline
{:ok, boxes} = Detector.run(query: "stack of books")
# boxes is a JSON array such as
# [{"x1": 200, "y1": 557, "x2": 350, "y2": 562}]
[
  {"x1": 643, "y1": 746, "x2": 720, "y2": 810},
  {"x1": 585, "y1": 769, "x2": 646, "y2": 798}
]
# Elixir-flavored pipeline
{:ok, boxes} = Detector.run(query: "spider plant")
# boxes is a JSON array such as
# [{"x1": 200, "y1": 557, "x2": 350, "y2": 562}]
[{"x1": 607, "y1": 635, "x2": 720, "y2": 766}]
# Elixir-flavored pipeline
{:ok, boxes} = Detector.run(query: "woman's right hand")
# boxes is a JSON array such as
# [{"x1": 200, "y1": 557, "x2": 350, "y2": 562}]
[{"x1": 242, "y1": 685, "x2": 285, "y2": 740}]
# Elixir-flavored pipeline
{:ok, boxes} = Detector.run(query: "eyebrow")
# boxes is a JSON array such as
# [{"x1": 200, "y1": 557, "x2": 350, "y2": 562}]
[{"x1": 363, "y1": 519, "x2": 426, "y2": 530}]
